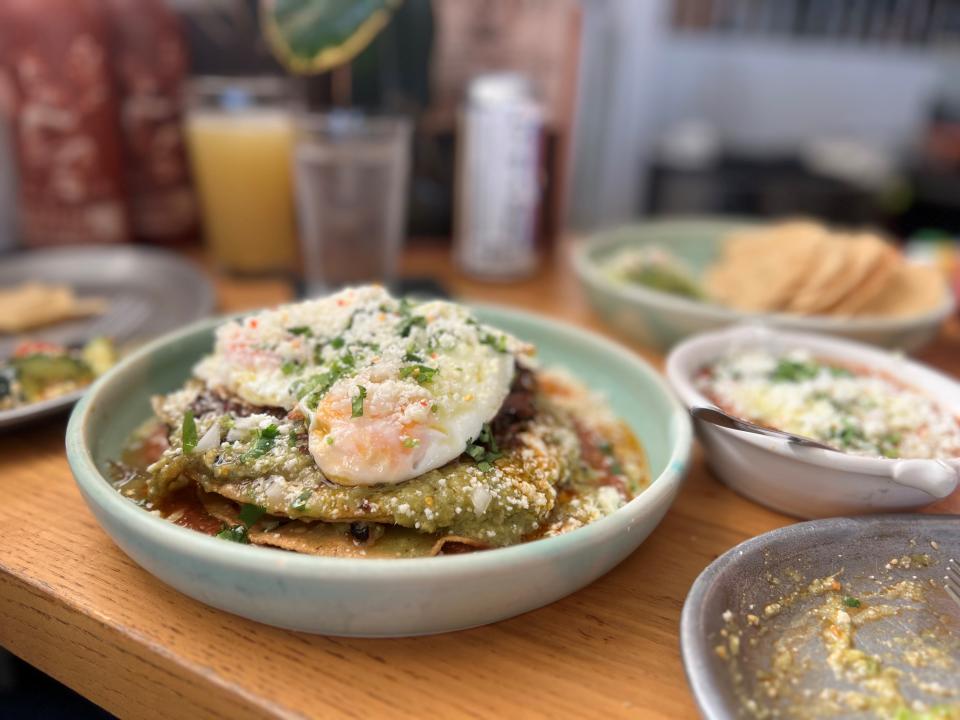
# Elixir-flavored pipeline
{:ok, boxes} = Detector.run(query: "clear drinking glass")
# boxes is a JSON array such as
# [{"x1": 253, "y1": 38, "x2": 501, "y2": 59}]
[
  {"x1": 186, "y1": 76, "x2": 299, "y2": 274},
  {"x1": 292, "y1": 112, "x2": 412, "y2": 294}
]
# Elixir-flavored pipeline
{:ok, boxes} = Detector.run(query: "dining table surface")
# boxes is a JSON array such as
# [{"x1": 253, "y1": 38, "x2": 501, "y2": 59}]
[{"x1": 1, "y1": 239, "x2": 958, "y2": 720}]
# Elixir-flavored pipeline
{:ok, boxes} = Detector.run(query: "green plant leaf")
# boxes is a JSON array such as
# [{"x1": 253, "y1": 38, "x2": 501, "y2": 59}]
[{"x1": 261, "y1": 0, "x2": 402, "y2": 75}]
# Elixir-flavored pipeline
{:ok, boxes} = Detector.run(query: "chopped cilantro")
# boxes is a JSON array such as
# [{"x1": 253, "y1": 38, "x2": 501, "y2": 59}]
[
  {"x1": 480, "y1": 333, "x2": 508, "y2": 353},
  {"x1": 464, "y1": 423, "x2": 502, "y2": 471},
  {"x1": 238, "y1": 504, "x2": 267, "y2": 527},
  {"x1": 281, "y1": 359, "x2": 301, "y2": 376},
  {"x1": 879, "y1": 433, "x2": 902, "y2": 459},
  {"x1": 326, "y1": 435, "x2": 334, "y2": 445},
  {"x1": 399, "y1": 364, "x2": 438, "y2": 384},
  {"x1": 331, "y1": 337, "x2": 345, "y2": 349},
  {"x1": 295, "y1": 362, "x2": 350, "y2": 409},
  {"x1": 291, "y1": 489, "x2": 312, "y2": 512},
  {"x1": 340, "y1": 351, "x2": 355, "y2": 367},
  {"x1": 404, "y1": 346, "x2": 424, "y2": 362},
  {"x1": 216, "y1": 525, "x2": 249, "y2": 544},
  {"x1": 832, "y1": 423, "x2": 866, "y2": 449},
  {"x1": 312, "y1": 342, "x2": 326, "y2": 364},
  {"x1": 182, "y1": 411, "x2": 198, "y2": 453},
  {"x1": 287, "y1": 326, "x2": 312, "y2": 337},
  {"x1": 430, "y1": 403, "x2": 439, "y2": 413},
  {"x1": 402, "y1": 437, "x2": 419, "y2": 448},
  {"x1": 242, "y1": 424, "x2": 279, "y2": 461},
  {"x1": 843, "y1": 596, "x2": 861, "y2": 608},
  {"x1": 397, "y1": 314, "x2": 427, "y2": 337},
  {"x1": 770, "y1": 359, "x2": 820, "y2": 383},
  {"x1": 351, "y1": 385, "x2": 367, "y2": 418}
]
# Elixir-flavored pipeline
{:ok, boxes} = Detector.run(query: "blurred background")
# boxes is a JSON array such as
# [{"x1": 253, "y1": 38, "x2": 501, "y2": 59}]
[{"x1": 3, "y1": 0, "x2": 960, "y2": 273}]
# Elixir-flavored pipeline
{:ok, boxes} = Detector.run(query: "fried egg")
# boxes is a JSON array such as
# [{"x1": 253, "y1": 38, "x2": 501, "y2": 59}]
[{"x1": 193, "y1": 286, "x2": 523, "y2": 486}]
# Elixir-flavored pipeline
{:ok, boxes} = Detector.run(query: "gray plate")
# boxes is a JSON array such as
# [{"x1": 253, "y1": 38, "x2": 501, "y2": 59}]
[
  {"x1": 0, "y1": 245, "x2": 216, "y2": 429},
  {"x1": 681, "y1": 515, "x2": 960, "y2": 719}
]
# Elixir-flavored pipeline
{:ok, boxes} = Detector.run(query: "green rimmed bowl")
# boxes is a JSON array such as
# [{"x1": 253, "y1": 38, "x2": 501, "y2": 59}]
[
  {"x1": 66, "y1": 305, "x2": 691, "y2": 637},
  {"x1": 573, "y1": 217, "x2": 955, "y2": 353}
]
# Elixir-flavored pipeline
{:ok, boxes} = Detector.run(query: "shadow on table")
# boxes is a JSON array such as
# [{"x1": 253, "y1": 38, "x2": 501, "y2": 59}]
[{"x1": 0, "y1": 650, "x2": 114, "y2": 719}]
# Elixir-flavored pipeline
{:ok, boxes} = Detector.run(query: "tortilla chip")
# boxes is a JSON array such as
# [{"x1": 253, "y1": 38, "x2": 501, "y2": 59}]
[
  {"x1": 0, "y1": 282, "x2": 106, "y2": 333},
  {"x1": 825, "y1": 238, "x2": 899, "y2": 315},
  {"x1": 855, "y1": 263, "x2": 949, "y2": 317},
  {"x1": 786, "y1": 239, "x2": 853, "y2": 314},
  {"x1": 706, "y1": 222, "x2": 826, "y2": 311},
  {"x1": 199, "y1": 489, "x2": 486, "y2": 558}
]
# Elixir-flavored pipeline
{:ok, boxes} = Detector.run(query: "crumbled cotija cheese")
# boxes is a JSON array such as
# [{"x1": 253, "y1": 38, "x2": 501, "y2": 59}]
[{"x1": 697, "y1": 348, "x2": 960, "y2": 459}]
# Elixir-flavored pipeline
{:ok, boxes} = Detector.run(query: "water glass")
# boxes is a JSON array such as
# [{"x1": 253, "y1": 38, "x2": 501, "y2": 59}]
[{"x1": 292, "y1": 112, "x2": 411, "y2": 294}]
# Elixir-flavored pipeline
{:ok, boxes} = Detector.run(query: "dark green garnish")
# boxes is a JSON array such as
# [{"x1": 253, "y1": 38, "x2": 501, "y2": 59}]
[
  {"x1": 843, "y1": 597, "x2": 861, "y2": 608},
  {"x1": 832, "y1": 422, "x2": 866, "y2": 449},
  {"x1": 464, "y1": 423, "x2": 502, "y2": 472},
  {"x1": 216, "y1": 525, "x2": 250, "y2": 544},
  {"x1": 770, "y1": 360, "x2": 821, "y2": 383},
  {"x1": 242, "y1": 424, "x2": 279, "y2": 461},
  {"x1": 291, "y1": 489, "x2": 312, "y2": 512},
  {"x1": 281, "y1": 359, "x2": 302, "y2": 376},
  {"x1": 430, "y1": 403, "x2": 439, "y2": 413},
  {"x1": 399, "y1": 364, "x2": 438, "y2": 384},
  {"x1": 238, "y1": 504, "x2": 267, "y2": 527},
  {"x1": 404, "y1": 347, "x2": 424, "y2": 362},
  {"x1": 182, "y1": 411, "x2": 198, "y2": 453},
  {"x1": 331, "y1": 337, "x2": 345, "y2": 349},
  {"x1": 480, "y1": 333, "x2": 508, "y2": 353},
  {"x1": 397, "y1": 314, "x2": 427, "y2": 337},
  {"x1": 295, "y1": 361, "x2": 351, "y2": 409},
  {"x1": 879, "y1": 433, "x2": 902, "y2": 459},
  {"x1": 352, "y1": 385, "x2": 367, "y2": 418},
  {"x1": 287, "y1": 326, "x2": 312, "y2": 337}
]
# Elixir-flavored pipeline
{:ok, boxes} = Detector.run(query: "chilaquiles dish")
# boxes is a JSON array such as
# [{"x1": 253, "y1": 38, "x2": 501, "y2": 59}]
[{"x1": 112, "y1": 287, "x2": 650, "y2": 558}]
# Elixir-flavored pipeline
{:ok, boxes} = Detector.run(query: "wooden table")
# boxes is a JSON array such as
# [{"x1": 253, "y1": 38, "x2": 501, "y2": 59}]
[{"x1": 2, "y1": 242, "x2": 958, "y2": 719}]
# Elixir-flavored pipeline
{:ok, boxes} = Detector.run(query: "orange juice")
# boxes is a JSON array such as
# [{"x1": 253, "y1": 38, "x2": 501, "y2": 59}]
[{"x1": 187, "y1": 110, "x2": 297, "y2": 274}]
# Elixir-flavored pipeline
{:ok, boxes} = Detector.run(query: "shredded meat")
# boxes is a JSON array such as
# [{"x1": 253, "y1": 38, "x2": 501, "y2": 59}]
[
  {"x1": 491, "y1": 365, "x2": 538, "y2": 446},
  {"x1": 189, "y1": 389, "x2": 286, "y2": 420}
]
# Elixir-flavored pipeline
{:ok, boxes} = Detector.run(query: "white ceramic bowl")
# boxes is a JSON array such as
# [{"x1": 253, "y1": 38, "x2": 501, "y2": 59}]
[
  {"x1": 573, "y1": 219, "x2": 956, "y2": 353},
  {"x1": 67, "y1": 306, "x2": 692, "y2": 637},
  {"x1": 666, "y1": 325, "x2": 960, "y2": 519}
]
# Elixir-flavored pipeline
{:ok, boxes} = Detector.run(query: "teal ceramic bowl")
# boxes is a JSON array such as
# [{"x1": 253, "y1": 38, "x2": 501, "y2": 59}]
[
  {"x1": 66, "y1": 305, "x2": 692, "y2": 637},
  {"x1": 573, "y1": 217, "x2": 955, "y2": 353}
]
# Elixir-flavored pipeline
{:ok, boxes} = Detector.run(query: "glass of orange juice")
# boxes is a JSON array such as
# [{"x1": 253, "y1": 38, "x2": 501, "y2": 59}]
[{"x1": 186, "y1": 77, "x2": 298, "y2": 275}]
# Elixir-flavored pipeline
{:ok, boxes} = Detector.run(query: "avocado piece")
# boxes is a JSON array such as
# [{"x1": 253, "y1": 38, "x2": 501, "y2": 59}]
[
  {"x1": 81, "y1": 336, "x2": 117, "y2": 376},
  {"x1": 11, "y1": 354, "x2": 93, "y2": 402}
]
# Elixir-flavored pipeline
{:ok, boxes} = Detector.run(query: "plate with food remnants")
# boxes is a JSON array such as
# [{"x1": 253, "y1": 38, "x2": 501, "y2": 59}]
[
  {"x1": 65, "y1": 286, "x2": 690, "y2": 635},
  {"x1": 0, "y1": 245, "x2": 215, "y2": 429},
  {"x1": 574, "y1": 218, "x2": 955, "y2": 352},
  {"x1": 667, "y1": 325, "x2": 960, "y2": 518},
  {"x1": 682, "y1": 515, "x2": 960, "y2": 720}
]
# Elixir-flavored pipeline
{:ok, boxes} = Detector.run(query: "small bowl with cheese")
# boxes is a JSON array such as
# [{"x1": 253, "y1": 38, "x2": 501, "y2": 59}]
[{"x1": 666, "y1": 325, "x2": 960, "y2": 518}]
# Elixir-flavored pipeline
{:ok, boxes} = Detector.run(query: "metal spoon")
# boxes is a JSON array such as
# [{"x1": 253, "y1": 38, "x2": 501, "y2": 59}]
[{"x1": 690, "y1": 406, "x2": 839, "y2": 452}]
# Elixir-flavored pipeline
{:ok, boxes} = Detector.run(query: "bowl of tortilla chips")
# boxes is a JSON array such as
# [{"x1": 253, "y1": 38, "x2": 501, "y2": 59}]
[{"x1": 573, "y1": 217, "x2": 955, "y2": 352}]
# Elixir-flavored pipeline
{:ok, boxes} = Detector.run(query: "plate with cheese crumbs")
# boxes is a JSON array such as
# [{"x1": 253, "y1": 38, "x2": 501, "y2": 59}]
[
  {"x1": 682, "y1": 515, "x2": 960, "y2": 720},
  {"x1": 668, "y1": 325, "x2": 960, "y2": 519},
  {"x1": 574, "y1": 218, "x2": 955, "y2": 352},
  {"x1": 66, "y1": 287, "x2": 691, "y2": 635},
  {"x1": 0, "y1": 246, "x2": 215, "y2": 429}
]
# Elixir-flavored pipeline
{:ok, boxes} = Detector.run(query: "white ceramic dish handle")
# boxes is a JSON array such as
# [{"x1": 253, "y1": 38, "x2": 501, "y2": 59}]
[{"x1": 890, "y1": 458, "x2": 960, "y2": 499}]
